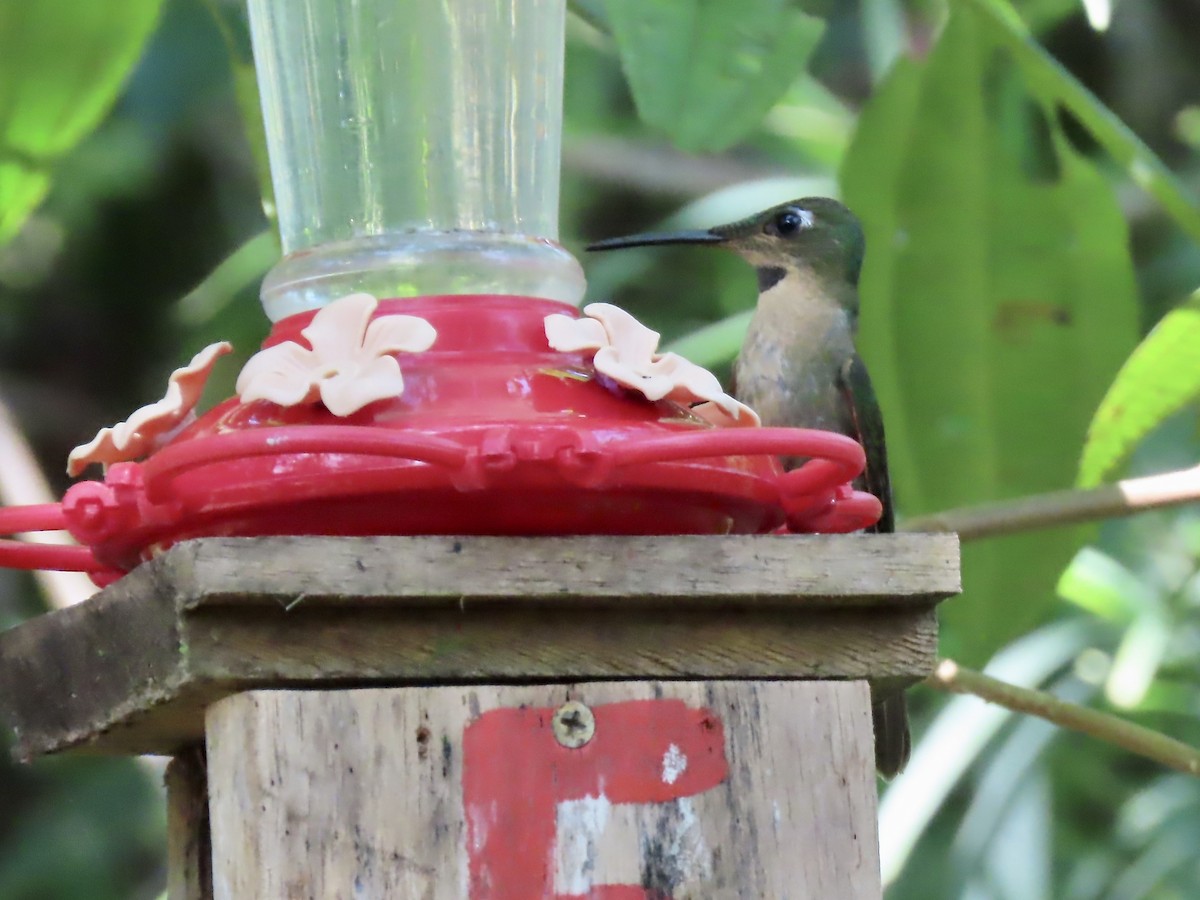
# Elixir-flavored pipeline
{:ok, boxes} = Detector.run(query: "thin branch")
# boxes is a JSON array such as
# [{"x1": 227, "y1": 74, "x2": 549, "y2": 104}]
[
  {"x1": 927, "y1": 660, "x2": 1200, "y2": 777},
  {"x1": 902, "y1": 464, "x2": 1200, "y2": 541},
  {"x1": 0, "y1": 396, "x2": 94, "y2": 609}
]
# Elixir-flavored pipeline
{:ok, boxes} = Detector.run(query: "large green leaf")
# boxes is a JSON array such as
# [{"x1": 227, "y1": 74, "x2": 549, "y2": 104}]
[
  {"x1": 841, "y1": 6, "x2": 1138, "y2": 659},
  {"x1": 0, "y1": 0, "x2": 164, "y2": 246},
  {"x1": 1078, "y1": 291, "x2": 1200, "y2": 486},
  {"x1": 602, "y1": 0, "x2": 825, "y2": 152},
  {"x1": 964, "y1": 0, "x2": 1200, "y2": 246}
]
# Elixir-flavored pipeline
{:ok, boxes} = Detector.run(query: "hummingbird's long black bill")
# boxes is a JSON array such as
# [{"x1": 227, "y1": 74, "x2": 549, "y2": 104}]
[{"x1": 586, "y1": 229, "x2": 727, "y2": 252}]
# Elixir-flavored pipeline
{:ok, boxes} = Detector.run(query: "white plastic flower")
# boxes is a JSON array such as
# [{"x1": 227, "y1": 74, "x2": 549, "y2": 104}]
[
  {"x1": 68, "y1": 342, "x2": 232, "y2": 476},
  {"x1": 236, "y1": 292, "x2": 437, "y2": 416},
  {"x1": 545, "y1": 302, "x2": 759, "y2": 426}
]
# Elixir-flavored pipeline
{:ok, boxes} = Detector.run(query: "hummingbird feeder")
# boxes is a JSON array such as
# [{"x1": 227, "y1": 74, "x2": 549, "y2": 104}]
[{"x1": 0, "y1": 0, "x2": 880, "y2": 587}]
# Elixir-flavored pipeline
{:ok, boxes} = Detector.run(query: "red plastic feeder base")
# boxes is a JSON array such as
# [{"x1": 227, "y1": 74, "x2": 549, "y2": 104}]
[{"x1": 3, "y1": 295, "x2": 881, "y2": 584}]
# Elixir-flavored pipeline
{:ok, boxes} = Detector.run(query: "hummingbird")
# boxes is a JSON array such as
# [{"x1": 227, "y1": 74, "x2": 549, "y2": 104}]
[{"x1": 587, "y1": 197, "x2": 910, "y2": 778}]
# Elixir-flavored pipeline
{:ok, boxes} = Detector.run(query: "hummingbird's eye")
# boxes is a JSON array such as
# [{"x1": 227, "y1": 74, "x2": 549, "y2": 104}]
[{"x1": 771, "y1": 209, "x2": 812, "y2": 236}]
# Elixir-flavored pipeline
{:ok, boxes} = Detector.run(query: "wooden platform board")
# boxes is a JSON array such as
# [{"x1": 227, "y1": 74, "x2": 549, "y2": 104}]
[
  {"x1": 201, "y1": 681, "x2": 882, "y2": 900},
  {"x1": 0, "y1": 534, "x2": 959, "y2": 760}
]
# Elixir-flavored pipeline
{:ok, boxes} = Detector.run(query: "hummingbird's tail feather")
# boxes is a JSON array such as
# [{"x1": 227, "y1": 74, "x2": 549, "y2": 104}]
[{"x1": 872, "y1": 693, "x2": 911, "y2": 779}]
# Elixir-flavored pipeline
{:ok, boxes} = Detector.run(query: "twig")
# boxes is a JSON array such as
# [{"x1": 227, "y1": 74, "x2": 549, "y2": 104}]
[
  {"x1": 0, "y1": 396, "x2": 94, "y2": 609},
  {"x1": 927, "y1": 660, "x2": 1200, "y2": 776},
  {"x1": 902, "y1": 464, "x2": 1200, "y2": 541}
]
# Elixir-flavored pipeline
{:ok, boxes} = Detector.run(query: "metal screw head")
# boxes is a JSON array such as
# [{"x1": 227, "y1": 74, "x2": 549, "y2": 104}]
[{"x1": 552, "y1": 701, "x2": 595, "y2": 749}]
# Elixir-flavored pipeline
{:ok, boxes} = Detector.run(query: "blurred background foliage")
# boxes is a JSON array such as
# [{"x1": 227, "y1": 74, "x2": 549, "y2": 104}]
[{"x1": 0, "y1": 0, "x2": 1198, "y2": 897}]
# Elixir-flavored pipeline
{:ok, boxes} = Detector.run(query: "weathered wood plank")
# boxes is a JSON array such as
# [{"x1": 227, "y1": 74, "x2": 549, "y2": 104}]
[
  {"x1": 188, "y1": 605, "x2": 936, "y2": 685},
  {"x1": 0, "y1": 534, "x2": 957, "y2": 759},
  {"x1": 170, "y1": 533, "x2": 959, "y2": 607},
  {"x1": 166, "y1": 748, "x2": 212, "y2": 900},
  {"x1": 206, "y1": 682, "x2": 881, "y2": 899},
  {"x1": 0, "y1": 561, "x2": 183, "y2": 756}
]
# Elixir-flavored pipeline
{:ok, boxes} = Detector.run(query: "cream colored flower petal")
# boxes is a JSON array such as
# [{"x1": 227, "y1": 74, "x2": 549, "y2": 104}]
[
  {"x1": 117, "y1": 342, "x2": 232, "y2": 445},
  {"x1": 68, "y1": 342, "x2": 232, "y2": 476},
  {"x1": 238, "y1": 294, "x2": 434, "y2": 416},
  {"x1": 67, "y1": 426, "x2": 134, "y2": 476},
  {"x1": 592, "y1": 351, "x2": 724, "y2": 404},
  {"x1": 582, "y1": 302, "x2": 661, "y2": 362},
  {"x1": 301, "y1": 292, "x2": 378, "y2": 359},
  {"x1": 545, "y1": 313, "x2": 608, "y2": 352},
  {"x1": 236, "y1": 342, "x2": 320, "y2": 407},
  {"x1": 650, "y1": 353, "x2": 725, "y2": 398},
  {"x1": 318, "y1": 355, "x2": 407, "y2": 416},
  {"x1": 654, "y1": 353, "x2": 761, "y2": 425},
  {"x1": 67, "y1": 409, "x2": 203, "y2": 475},
  {"x1": 690, "y1": 399, "x2": 762, "y2": 428},
  {"x1": 361, "y1": 314, "x2": 437, "y2": 358},
  {"x1": 546, "y1": 302, "x2": 756, "y2": 425},
  {"x1": 593, "y1": 346, "x2": 676, "y2": 401}
]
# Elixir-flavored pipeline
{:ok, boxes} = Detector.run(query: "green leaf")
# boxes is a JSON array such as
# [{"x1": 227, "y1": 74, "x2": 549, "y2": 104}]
[
  {"x1": 1078, "y1": 291, "x2": 1200, "y2": 487},
  {"x1": 602, "y1": 0, "x2": 825, "y2": 152},
  {"x1": 1011, "y1": 0, "x2": 1082, "y2": 31},
  {"x1": 568, "y1": 0, "x2": 612, "y2": 33},
  {"x1": 0, "y1": 0, "x2": 164, "y2": 245},
  {"x1": 841, "y1": 5, "x2": 1139, "y2": 659},
  {"x1": 1106, "y1": 611, "x2": 1171, "y2": 708},
  {"x1": 964, "y1": 0, "x2": 1200, "y2": 246},
  {"x1": 1175, "y1": 107, "x2": 1200, "y2": 150},
  {"x1": 200, "y1": 0, "x2": 276, "y2": 222},
  {"x1": 1057, "y1": 547, "x2": 1158, "y2": 624},
  {"x1": 175, "y1": 230, "x2": 280, "y2": 328},
  {"x1": 859, "y1": 0, "x2": 907, "y2": 83},
  {"x1": 663, "y1": 310, "x2": 751, "y2": 369}
]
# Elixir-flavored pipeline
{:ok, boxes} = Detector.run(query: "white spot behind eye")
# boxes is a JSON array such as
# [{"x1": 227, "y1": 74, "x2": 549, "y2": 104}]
[{"x1": 796, "y1": 209, "x2": 815, "y2": 229}]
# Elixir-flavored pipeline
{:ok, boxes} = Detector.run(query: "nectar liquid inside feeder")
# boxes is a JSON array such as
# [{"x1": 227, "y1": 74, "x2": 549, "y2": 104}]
[{"x1": 0, "y1": 0, "x2": 883, "y2": 584}]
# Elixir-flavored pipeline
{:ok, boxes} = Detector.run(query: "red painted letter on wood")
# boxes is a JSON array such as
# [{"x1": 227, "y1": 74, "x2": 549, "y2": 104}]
[{"x1": 463, "y1": 699, "x2": 728, "y2": 899}]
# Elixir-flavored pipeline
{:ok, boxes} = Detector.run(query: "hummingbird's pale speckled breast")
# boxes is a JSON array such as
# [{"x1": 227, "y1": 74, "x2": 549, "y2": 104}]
[{"x1": 732, "y1": 272, "x2": 858, "y2": 439}]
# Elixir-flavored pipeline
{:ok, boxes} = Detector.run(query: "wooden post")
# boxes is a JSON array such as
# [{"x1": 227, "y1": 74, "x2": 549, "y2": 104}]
[
  {"x1": 0, "y1": 534, "x2": 958, "y2": 897},
  {"x1": 206, "y1": 682, "x2": 880, "y2": 898},
  {"x1": 165, "y1": 748, "x2": 211, "y2": 900}
]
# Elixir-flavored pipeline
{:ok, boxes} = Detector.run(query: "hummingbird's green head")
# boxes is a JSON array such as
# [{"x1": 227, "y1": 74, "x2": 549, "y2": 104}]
[{"x1": 588, "y1": 196, "x2": 866, "y2": 290}]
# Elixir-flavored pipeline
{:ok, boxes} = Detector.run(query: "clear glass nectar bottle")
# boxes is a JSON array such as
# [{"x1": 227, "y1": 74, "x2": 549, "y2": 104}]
[{"x1": 246, "y1": 0, "x2": 585, "y2": 320}]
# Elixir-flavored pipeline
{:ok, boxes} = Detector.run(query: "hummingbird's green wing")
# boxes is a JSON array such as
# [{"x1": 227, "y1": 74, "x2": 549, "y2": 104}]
[{"x1": 838, "y1": 354, "x2": 893, "y2": 534}]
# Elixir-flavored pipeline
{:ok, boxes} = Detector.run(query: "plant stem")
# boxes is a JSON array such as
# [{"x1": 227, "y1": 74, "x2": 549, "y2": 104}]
[
  {"x1": 927, "y1": 660, "x2": 1200, "y2": 776},
  {"x1": 567, "y1": 0, "x2": 611, "y2": 35},
  {"x1": 175, "y1": 229, "x2": 279, "y2": 327},
  {"x1": 902, "y1": 464, "x2": 1200, "y2": 540}
]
